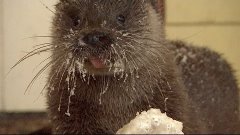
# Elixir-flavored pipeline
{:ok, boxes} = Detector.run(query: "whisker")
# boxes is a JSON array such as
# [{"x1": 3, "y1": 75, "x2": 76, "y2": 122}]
[
  {"x1": 39, "y1": 0, "x2": 56, "y2": 15},
  {"x1": 5, "y1": 48, "x2": 53, "y2": 78},
  {"x1": 57, "y1": 59, "x2": 69, "y2": 92},
  {"x1": 23, "y1": 36, "x2": 58, "y2": 40},
  {"x1": 32, "y1": 54, "x2": 55, "y2": 72},
  {"x1": 40, "y1": 54, "x2": 67, "y2": 96},
  {"x1": 25, "y1": 44, "x2": 54, "y2": 54},
  {"x1": 11, "y1": 47, "x2": 53, "y2": 70},
  {"x1": 33, "y1": 43, "x2": 54, "y2": 48},
  {"x1": 24, "y1": 55, "x2": 64, "y2": 94},
  {"x1": 33, "y1": 47, "x2": 67, "y2": 72}
]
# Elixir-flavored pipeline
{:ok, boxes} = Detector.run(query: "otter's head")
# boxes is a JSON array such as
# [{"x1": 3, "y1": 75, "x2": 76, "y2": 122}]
[{"x1": 51, "y1": 0, "x2": 165, "y2": 76}]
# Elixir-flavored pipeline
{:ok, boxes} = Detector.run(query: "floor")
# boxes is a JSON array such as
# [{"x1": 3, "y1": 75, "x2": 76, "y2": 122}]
[{"x1": 0, "y1": 112, "x2": 49, "y2": 134}]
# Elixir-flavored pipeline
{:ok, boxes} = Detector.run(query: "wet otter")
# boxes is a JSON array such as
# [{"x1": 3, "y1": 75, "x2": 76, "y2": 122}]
[{"x1": 31, "y1": 0, "x2": 239, "y2": 134}]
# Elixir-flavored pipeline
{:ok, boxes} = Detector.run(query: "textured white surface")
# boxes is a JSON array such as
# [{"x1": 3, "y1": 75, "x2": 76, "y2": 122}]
[{"x1": 117, "y1": 109, "x2": 184, "y2": 134}]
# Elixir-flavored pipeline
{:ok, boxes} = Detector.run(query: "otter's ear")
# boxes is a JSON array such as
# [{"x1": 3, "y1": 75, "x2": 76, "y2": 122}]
[{"x1": 150, "y1": 0, "x2": 165, "y2": 20}]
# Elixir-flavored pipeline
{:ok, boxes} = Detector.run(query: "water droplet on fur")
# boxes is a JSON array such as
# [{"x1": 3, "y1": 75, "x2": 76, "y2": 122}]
[{"x1": 65, "y1": 112, "x2": 71, "y2": 117}]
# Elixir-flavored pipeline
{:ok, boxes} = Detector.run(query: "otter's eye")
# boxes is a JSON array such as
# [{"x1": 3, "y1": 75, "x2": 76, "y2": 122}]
[
  {"x1": 71, "y1": 16, "x2": 80, "y2": 27},
  {"x1": 117, "y1": 15, "x2": 125, "y2": 25}
]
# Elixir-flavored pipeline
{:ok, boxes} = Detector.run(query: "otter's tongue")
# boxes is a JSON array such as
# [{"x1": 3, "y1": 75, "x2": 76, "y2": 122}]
[{"x1": 89, "y1": 57, "x2": 106, "y2": 69}]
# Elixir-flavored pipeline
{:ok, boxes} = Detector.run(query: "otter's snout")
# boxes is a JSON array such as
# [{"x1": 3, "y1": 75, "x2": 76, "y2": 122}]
[{"x1": 82, "y1": 31, "x2": 113, "y2": 47}]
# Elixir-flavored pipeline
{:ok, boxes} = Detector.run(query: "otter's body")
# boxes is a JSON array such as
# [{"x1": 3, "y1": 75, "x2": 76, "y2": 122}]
[
  {"x1": 169, "y1": 41, "x2": 240, "y2": 133},
  {"x1": 39, "y1": 0, "x2": 240, "y2": 134}
]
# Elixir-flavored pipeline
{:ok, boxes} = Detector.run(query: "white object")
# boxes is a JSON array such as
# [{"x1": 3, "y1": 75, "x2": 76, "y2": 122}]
[{"x1": 117, "y1": 108, "x2": 184, "y2": 134}]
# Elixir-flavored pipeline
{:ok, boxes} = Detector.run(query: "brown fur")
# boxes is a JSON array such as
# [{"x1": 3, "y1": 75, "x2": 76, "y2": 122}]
[{"x1": 169, "y1": 41, "x2": 240, "y2": 133}]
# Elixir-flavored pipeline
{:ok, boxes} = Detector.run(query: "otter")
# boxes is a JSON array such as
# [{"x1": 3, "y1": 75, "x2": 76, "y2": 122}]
[{"x1": 30, "y1": 0, "x2": 239, "y2": 134}]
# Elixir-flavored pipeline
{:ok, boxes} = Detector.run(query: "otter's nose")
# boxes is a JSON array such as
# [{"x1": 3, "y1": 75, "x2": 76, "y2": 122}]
[{"x1": 82, "y1": 31, "x2": 112, "y2": 47}]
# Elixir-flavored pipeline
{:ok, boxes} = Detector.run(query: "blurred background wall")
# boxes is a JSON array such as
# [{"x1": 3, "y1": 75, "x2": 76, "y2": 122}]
[
  {"x1": 0, "y1": 0, "x2": 239, "y2": 112},
  {"x1": 166, "y1": 0, "x2": 240, "y2": 84},
  {"x1": 0, "y1": 0, "x2": 56, "y2": 111},
  {"x1": 0, "y1": 0, "x2": 4, "y2": 111}
]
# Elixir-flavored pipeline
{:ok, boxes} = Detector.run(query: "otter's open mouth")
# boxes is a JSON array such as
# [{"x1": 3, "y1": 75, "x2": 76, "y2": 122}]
[
  {"x1": 88, "y1": 57, "x2": 108, "y2": 69},
  {"x1": 79, "y1": 56, "x2": 124, "y2": 75}
]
